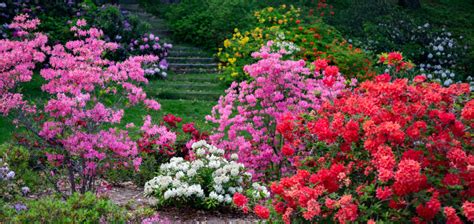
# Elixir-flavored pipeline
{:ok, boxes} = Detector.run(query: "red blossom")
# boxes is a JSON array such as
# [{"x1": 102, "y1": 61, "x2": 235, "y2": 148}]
[
  {"x1": 232, "y1": 192, "x2": 248, "y2": 208},
  {"x1": 393, "y1": 159, "x2": 427, "y2": 196},
  {"x1": 314, "y1": 58, "x2": 329, "y2": 70},
  {"x1": 254, "y1": 205, "x2": 270, "y2": 220},
  {"x1": 444, "y1": 207, "x2": 463, "y2": 224},
  {"x1": 182, "y1": 122, "x2": 196, "y2": 133},
  {"x1": 376, "y1": 187, "x2": 392, "y2": 200},
  {"x1": 163, "y1": 114, "x2": 182, "y2": 127},
  {"x1": 442, "y1": 173, "x2": 461, "y2": 186},
  {"x1": 387, "y1": 52, "x2": 403, "y2": 64},
  {"x1": 335, "y1": 203, "x2": 358, "y2": 224},
  {"x1": 463, "y1": 201, "x2": 474, "y2": 222},
  {"x1": 324, "y1": 65, "x2": 339, "y2": 77},
  {"x1": 375, "y1": 73, "x2": 391, "y2": 82},
  {"x1": 281, "y1": 144, "x2": 295, "y2": 157},
  {"x1": 462, "y1": 100, "x2": 474, "y2": 120},
  {"x1": 413, "y1": 75, "x2": 427, "y2": 83},
  {"x1": 416, "y1": 194, "x2": 441, "y2": 221}
]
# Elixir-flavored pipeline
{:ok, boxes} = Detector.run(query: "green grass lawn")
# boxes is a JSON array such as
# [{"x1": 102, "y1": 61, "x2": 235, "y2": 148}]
[{"x1": 0, "y1": 74, "x2": 219, "y2": 144}]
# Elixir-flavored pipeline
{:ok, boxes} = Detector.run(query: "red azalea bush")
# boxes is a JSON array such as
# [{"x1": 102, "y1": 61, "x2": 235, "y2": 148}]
[{"x1": 269, "y1": 75, "x2": 473, "y2": 223}]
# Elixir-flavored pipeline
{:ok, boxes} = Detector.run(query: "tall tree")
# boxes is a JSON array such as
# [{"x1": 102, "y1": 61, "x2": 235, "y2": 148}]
[{"x1": 398, "y1": 0, "x2": 421, "y2": 9}]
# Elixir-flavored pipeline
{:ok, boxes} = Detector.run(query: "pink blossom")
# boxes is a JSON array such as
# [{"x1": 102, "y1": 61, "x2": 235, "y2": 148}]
[
  {"x1": 144, "y1": 99, "x2": 161, "y2": 110},
  {"x1": 0, "y1": 16, "x2": 166, "y2": 193},
  {"x1": 76, "y1": 19, "x2": 87, "y2": 27},
  {"x1": 207, "y1": 43, "x2": 347, "y2": 179}
]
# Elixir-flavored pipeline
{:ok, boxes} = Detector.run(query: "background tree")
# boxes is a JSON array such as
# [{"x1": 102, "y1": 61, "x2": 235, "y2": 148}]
[{"x1": 398, "y1": 0, "x2": 421, "y2": 9}]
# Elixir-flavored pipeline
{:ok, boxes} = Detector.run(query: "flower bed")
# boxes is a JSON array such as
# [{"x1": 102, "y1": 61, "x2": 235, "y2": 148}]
[
  {"x1": 217, "y1": 5, "x2": 374, "y2": 83},
  {"x1": 1, "y1": 4, "x2": 473, "y2": 223},
  {"x1": 144, "y1": 140, "x2": 269, "y2": 210}
]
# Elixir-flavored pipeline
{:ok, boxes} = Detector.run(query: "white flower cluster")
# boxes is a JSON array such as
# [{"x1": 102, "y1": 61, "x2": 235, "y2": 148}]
[
  {"x1": 251, "y1": 182, "x2": 271, "y2": 200},
  {"x1": 419, "y1": 28, "x2": 467, "y2": 87},
  {"x1": 272, "y1": 32, "x2": 300, "y2": 55},
  {"x1": 144, "y1": 63, "x2": 168, "y2": 79},
  {"x1": 144, "y1": 141, "x2": 268, "y2": 208},
  {"x1": 363, "y1": 19, "x2": 470, "y2": 89},
  {"x1": 0, "y1": 158, "x2": 15, "y2": 181}
]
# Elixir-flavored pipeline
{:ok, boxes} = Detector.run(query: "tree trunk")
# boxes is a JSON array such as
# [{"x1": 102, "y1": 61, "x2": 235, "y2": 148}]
[{"x1": 398, "y1": 0, "x2": 421, "y2": 9}]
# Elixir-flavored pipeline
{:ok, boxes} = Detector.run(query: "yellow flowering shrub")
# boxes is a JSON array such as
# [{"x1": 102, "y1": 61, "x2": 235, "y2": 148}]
[{"x1": 217, "y1": 5, "x2": 375, "y2": 84}]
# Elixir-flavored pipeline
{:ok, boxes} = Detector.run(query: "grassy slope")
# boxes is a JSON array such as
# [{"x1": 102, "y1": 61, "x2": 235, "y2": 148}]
[{"x1": 0, "y1": 75, "x2": 218, "y2": 144}]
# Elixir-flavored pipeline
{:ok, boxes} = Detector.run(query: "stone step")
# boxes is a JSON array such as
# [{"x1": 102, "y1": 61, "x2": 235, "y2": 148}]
[
  {"x1": 121, "y1": 5, "x2": 145, "y2": 13},
  {"x1": 156, "y1": 85, "x2": 224, "y2": 94},
  {"x1": 150, "y1": 30, "x2": 172, "y2": 36},
  {"x1": 135, "y1": 12, "x2": 156, "y2": 18},
  {"x1": 147, "y1": 19, "x2": 167, "y2": 25},
  {"x1": 171, "y1": 45, "x2": 202, "y2": 51},
  {"x1": 149, "y1": 24, "x2": 169, "y2": 31},
  {"x1": 169, "y1": 47, "x2": 210, "y2": 52},
  {"x1": 169, "y1": 51, "x2": 212, "y2": 57},
  {"x1": 169, "y1": 74, "x2": 219, "y2": 82},
  {"x1": 147, "y1": 20, "x2": 167, "y2": 26},
  {"x1": 169, "y1": 63, "x2": 218, "y2": 68},
  {"x1": 153, "y1": 90, "x2": 222, "y2": 101},
  {"x1": 152, "y1": 83, "x2": 224, "y2": 91},
  {"x1": 168, "y1": 57, "x2": 215, "y2": 63},
  {"x1": 170, "y1": 67, "x2": 219, "y2": 74}
]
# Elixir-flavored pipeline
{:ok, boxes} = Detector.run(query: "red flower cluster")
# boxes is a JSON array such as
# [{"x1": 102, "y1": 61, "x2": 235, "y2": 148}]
[
  {"x1": 463, "y1": 201, "x2": 474, "y2": 222},
  {"x1": 233, "y1": 192, "x2": 248, "y2": 208},
  {"x1": 254, "y1": 204, "x2": 270, "y2": 219},
  {"x1": 270, "y1": 169, "x2": 358, "y2": 223},
  {"x1": 181, "y1": 122, "x2": 208, "y2": 141},
  {"x1": 378, "y1": 52, "x2": 414, "y2": 74},
  {"x1": 272, "y1": 75, "x2": 473, "y2": 223},
  {"x1": 138, "y1": 114, "x2": 208, "y2": 156},
  {"x1": 163, "y1": 114, "x2": 182, "y2": 127}
]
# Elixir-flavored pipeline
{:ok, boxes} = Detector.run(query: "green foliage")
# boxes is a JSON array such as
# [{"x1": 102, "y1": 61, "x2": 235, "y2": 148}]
[
  {"x1": 37, "y1": 14, "x2": 73, "y2": 44},
  {"x1": 103, "y1": 152, "x2": 164, "y2": 187},
  {"x1": 218, "y1": 5, "x2": 375, "y2": 84},
  {"x1": 1, "y1": 192, "x2": 127, "y2": 224},
  {"x1": 0, "y1": 144, "x2": 42, "y2": 189},
  {"x1": 34, "y1": 3, "x2": 149, "y2": 49},
  {"x1": 325, "y1": 0, "x2": 396, "y2": 37},
  {"x1": 89, "y1": 5, "x2": 149, "y2": 43},
  {"x1": 163, "y1": 0, "x2": 256, "y2": 49},
  {"x1": 325, "y1": 0, "x2": 473, "y2": 81}
]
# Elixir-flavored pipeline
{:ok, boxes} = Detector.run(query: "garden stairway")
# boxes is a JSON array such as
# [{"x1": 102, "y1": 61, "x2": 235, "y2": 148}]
[{"x1": 120, "y1": 3, "x2": 224, "y2": 102}]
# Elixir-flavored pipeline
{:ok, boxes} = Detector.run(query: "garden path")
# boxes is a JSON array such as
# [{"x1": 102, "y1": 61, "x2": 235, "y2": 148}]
[
  {"x1": 109, "y1": 183, "x2": 258, "y2": 223},
  {"x1": 107, "y1": 4, "x2": 256, "y2": 223},
  {"x1": 121, "y1": 3, "x2": 225, "y2": 102}
]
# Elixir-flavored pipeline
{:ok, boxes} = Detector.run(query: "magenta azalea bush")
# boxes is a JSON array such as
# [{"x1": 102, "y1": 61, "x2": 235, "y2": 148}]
[
  {"x1": 206, "y1": 42, "x2": 350, "y2": 179},
  {"x1": 0, "y1": 14, "x2": 47, "y2": 115},
  {"x1": 0, "y1": 15, "x2": 169, "y2": 195}
]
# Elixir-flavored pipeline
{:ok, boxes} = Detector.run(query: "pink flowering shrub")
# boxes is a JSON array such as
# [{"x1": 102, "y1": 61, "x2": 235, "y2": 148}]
[
  {"x1": 0, "y1": 14, "x2": 47, "y2": 115},
  {"x1": 0, "y1": 15, "x2": 168, "y2": 195},
  {"x1": 206, "y1": 42, "x2": 349, "y2": 179}
]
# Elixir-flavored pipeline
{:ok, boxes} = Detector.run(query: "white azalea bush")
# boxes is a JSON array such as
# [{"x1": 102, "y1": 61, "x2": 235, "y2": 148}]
[{"x1": 144, "y1": 140, "x2": 269, "y2": 209}]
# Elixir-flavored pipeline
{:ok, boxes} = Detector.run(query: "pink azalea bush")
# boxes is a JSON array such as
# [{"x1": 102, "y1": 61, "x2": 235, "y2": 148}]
[
  {"x1": 0, "y1": 14, "x2": 47, "y2": 115},
  {"x1": 0, "y1": 15, "x2": 168, "y2": 194},
  {"x1": 206, "y1": 42, "x2": 350, "y2": 179}
]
